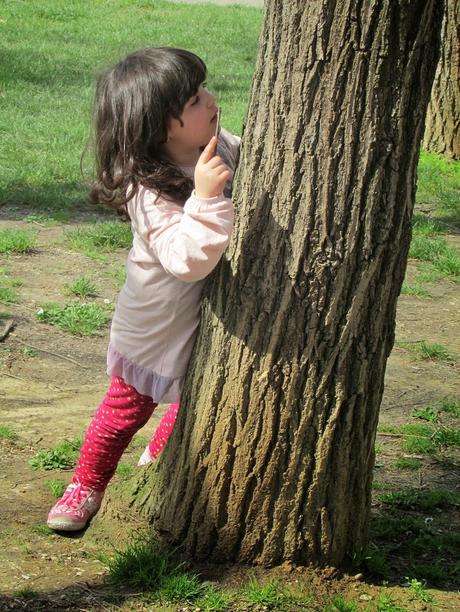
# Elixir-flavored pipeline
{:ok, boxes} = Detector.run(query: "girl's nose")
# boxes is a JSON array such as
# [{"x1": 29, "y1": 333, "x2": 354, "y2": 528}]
[{"x1": 206, "y1": 91, "x2": 215, "y2": 107}]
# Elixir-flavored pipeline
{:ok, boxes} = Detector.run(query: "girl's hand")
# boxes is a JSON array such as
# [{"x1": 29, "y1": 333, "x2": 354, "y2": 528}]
[{"x1": 194, "y1": 136, "x2": 231, "y2": 199}]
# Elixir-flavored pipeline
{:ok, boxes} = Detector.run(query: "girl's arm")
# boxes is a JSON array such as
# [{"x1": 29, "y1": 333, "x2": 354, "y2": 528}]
[{"x1": 146, "y1": 193, "x2": 234, "y2": 283}]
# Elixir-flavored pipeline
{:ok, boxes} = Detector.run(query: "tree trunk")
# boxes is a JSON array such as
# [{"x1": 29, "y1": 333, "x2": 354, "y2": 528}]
[
  {"x1": 135, "y1": 0, "x2": 443, "y2": 567},
  {"x1": 423, "y1": 0, "x2": 459, "y2": 159}
]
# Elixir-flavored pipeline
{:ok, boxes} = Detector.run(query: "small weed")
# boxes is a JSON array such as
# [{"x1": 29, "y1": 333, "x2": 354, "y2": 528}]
[
  {"x1": 106, "y1": 265, "x2": 127, "y2": 289},
  {"x1": 157, "y1": 572, "x2": 204, "y2": 602},
  {"x1": 375, "y1": 442, "x2": 384, "y2": 454},
  {"x1": 374, "y1": 593, "x2": 407, "y2": 611},
  {"x1": 0, "y1": 229, "x2": 36, "y2": 253},
  {"x1": 12, "y1": 588, "x2": 38, "y2": 600},
  {"x1": 0, "y1": 425, "x2": 18, "y2": 440},
  {"x1": 36, "y1": 302, "x2": 111, "y2": 336},
  {"x1": 100, "y1": 535, "x2": 182, "y2": 590},
  {"x1": 65, "y1": 276, "x2": 98, "y2": 298},
  {"x1": 432, "y1": 250, "x2": 460, "y2": 277},
  {"x1": 394, "y1": 457, "x2": 420, "y2": 470},
  {"x1": 431, "y1": 427, "x2": 460, "y2": 448},
  {"x1": 406, "y1": 577, "x2": 434, "y2": 603},
  {"x1": 409, "y1": 235, "x2": 448, "y2": 261},
  {"x1": 437, "y1": 397, "x2": 460, "y2": 418},
  {"x1": 47, "y1": 479, "x2": 66, "y2": 498},
  {"x1": 0, "y1": 286, "x2": 19, "y2": 303},
  {"x1": 413, "y1": 406, "x2": 439, "y2": 422},
  {"x1": 116, "y1": 463, "x2": 134, "y2": 478},
  {"x1": 29, "y1": 438, "x2": 82, "y2": 471},
  {"x1": 244, "y1": 576, "x2": 294, "y2": 608},
  {"x1": 412, "y1": 214, "x2": 442, "y2": 236},
  {"x1": 379, "y1": 489, "x2": 459, "y2": 510},
  {"x1": 20, "y1": 348, "x2": 36, "y2": 359},
  {"x1": 30, "y1": 524, "x2": 54, "y2": 536},
  {"x1": 325, "y1": 593, "x2": 358, "y2": 612},
  {"x1": 398, "y1": 340, "x2": 456, "y2": 362},
  {"x1": 24, "y1": 212, "x2": 69, "y2": 225},
  {"x1": 65, "y1": 222, "x2": 132, "y2": 257},
  {"x1": 195, "y1": 586, "x2": 233, "y2": 611},
  {"x1": 400, "y1": 283, "x2": 431, "y2": 297}
]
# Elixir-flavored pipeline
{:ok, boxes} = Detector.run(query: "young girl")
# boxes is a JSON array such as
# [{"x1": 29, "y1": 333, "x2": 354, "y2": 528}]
[{"x1": 47, "y1": 47, "x2": 240, "y2": 531}]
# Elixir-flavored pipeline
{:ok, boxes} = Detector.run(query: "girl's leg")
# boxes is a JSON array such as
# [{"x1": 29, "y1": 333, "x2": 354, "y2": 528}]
[
  {"x1": 48, "y1": 376, "x2": 156, "y2": 531},
  {"x1": 138, "y1": 401, "x2": 180, "y2": 465}
]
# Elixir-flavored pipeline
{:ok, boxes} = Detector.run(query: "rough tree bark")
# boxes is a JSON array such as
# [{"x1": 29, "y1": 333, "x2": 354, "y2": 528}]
[
  {"x1": 134, "y1": 0, "x2": 443, "y2": 567},
  {"x1": 423, "y1": 0, "x2": 459, "y2": 159}
]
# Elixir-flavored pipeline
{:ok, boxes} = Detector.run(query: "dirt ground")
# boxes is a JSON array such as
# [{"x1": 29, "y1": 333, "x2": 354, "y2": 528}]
[{"x1": 0, "y1": 208, "x2": 459, "y2": 611}]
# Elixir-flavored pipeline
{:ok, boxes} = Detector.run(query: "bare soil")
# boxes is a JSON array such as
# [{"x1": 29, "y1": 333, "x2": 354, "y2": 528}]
[{"x1": 0, "y1": 208, "x2": 459, "y2": 611}]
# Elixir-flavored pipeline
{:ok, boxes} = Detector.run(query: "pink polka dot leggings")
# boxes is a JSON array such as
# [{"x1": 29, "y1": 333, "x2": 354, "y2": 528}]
[{"x1": 73, "y1": 376, "x2": 179, "y2": 491}]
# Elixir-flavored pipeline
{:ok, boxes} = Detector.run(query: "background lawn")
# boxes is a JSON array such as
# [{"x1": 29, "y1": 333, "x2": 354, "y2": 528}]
[{"x1": 0, "y1": 0, "x2": 262, "y2": 212}]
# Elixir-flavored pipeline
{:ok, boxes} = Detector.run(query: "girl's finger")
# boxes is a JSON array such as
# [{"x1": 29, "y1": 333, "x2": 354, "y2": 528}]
[{"x1": 199, "y1": 136, "x2": 217, "y2": 164}]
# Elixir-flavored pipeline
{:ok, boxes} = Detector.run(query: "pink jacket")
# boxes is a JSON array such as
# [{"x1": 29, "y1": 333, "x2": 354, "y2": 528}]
[{"x1": 107, "y1": 129, "x2": 240, "y2": 402}]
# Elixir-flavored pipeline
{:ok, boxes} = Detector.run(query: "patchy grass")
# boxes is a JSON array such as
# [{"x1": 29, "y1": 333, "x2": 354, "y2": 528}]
[
  {"x1": 400, "y1": 283, "x2": 431, "y2": 297},
  {"x1": 29, "y1": 438, "x2": 82, "y2": 471},
  {"x1": 116, "y1": 463, "x2": 134, "y2": 478},
  {"x1": 436, "y1": 397, "x2": 460, "y2": 418},
  {"x1": 369, "y1": 509, "x2": 460, "y2": 585},
  {"x1": 36, "y1": 301, "x2": 111, "y2": 335},
  {"x1": 0, "y1": 229, "x2": 36, "y2": 253},
  {"x1": 325, "y1": 594, "x2": 358, "y2": 611},
  {"x1": 416, "y1": 150, "x2": 460, "y2": 225},
  {"x1": 47, "y1": 479, "x2": 66, "y2": 498},
  {"x1": 11, "y1": 589, "x2": 39, "y2": 600},
  {"x1": 398, "y1": 340, "x2": 456, "y2": 362},
  {"x1": 64, "y1": 222, "x2": 132, "y2": 257},
  {"x1": 99, "y1": 535, "x2": 183, "y2": 591},
  {"x1": 378, "y1": 489, "x2": 460, "y2": 510},
  {"x1": 64, "y1": 276, "x2": 98, "y2": 298},
  {"x1": 0, "y1": 425, "x2": 18, "y2": 440},
  {"x1": 394, "y1": 457, "x2": 420, "y2": 471}
]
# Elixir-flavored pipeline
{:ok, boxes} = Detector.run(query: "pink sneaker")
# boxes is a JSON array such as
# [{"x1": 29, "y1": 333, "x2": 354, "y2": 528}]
[{"x1": 47, "y1": 482, "x2": 104, "y2": 531}]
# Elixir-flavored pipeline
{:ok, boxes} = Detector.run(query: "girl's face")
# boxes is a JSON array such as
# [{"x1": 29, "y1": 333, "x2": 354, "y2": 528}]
[{"x1": 165, "y1": 84, "x2": 219, "y2": 164}]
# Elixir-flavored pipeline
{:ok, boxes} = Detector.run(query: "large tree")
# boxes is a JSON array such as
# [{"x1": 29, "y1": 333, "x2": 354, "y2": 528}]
[
  {"x1": 114, "y1": 0, "x2": 443, "y2": 567},
  {"x1": 423, "y1": 0, "x2": 459, "y2": 159}
]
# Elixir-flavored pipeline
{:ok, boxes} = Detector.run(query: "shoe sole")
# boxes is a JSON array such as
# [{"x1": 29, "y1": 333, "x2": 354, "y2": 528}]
[{"x1": 47, "y1": 518, "x2": 88, "y2": 532}]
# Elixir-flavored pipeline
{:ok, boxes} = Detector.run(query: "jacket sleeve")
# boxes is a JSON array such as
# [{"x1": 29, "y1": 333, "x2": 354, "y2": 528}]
[{"x1": 146, "y1": 191, "x2": 234, "y2": 282}]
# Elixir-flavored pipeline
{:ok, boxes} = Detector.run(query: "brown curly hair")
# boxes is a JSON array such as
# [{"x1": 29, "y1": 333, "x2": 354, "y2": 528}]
[{"x1": 89, "y1": 48, "x2": 207, "y2": 215}]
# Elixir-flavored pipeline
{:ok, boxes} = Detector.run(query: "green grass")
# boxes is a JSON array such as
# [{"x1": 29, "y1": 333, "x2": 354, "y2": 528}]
[
  {"x1": 36, "y1": 301, "x2": 111, "y2": 335},
  {"x1": 100, "y1": 535, "x2": 183, "y2": 590},
  {"x1": 374, "y1": 593, "x2": 407, "y2": 612},
  {"x1": 244, "y1": 576, "x2": 297, "y2": 609},
  {"x1": 400, "y1": 283, "x2": 431, "y2": 297},
  {"x1": 0, "y1": 229, "x2": 36, "y2": 253},
  {"x1": 412, "y1": 405, "x2": 439, "y2": 422},
  {"x1": 47, "y1": 479, "x2": 66, "y2": 498},
  {"x1": 30, "y1": 524, "x2": 54, "y2": 536},
  {"x1": 369, "y1": 511, "x2": 460, "y2": 585},
  {"x1": 436, "y1": 397, "x2": 460, "y2": 418},
  {"x1": 394, "y1": 457, "x2": 420, "y2": 470},
  {"x1": 116, "y1": 463, "x2": 134, "y2": 478},
  {"x1": 0, "y1": 286, "x2": 19, "y2": 303},
  {"x1": 0, "y1": 0, "x2": 262, "y2": 213},
  {"x1": 12, "y1": 589, "x2": 38, "y2": 600},
  {"x1": 0, "y1": 425, "x2": 18, "y2": 440},
  {"x1": 416, "y1": 150, "x2": 460, "y2": 225},
  {"x1": 412, "y1": 213, "x2": 443, "y2": 237},
  {"x1": 65, "y1": 276, "x2": 98, "y2": 297},
  {"x1": 379, "y1": 489, "x2": 460, "y2": 510},
  {"x1": 65, "y1": 222, "x2": 133, "y2": 257},
  {"x1": 325, "y1": 594, "x2": 358, "y2": 612},
  {"x1": 406, "y1": 577, "x2": 434, "y2": 604},
  {"x1": 398, "y1": 340, "x2": 456, "y2": 362},
  {"x1": 29, "y1": 437, "x2": 82, "y2": 470}
]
